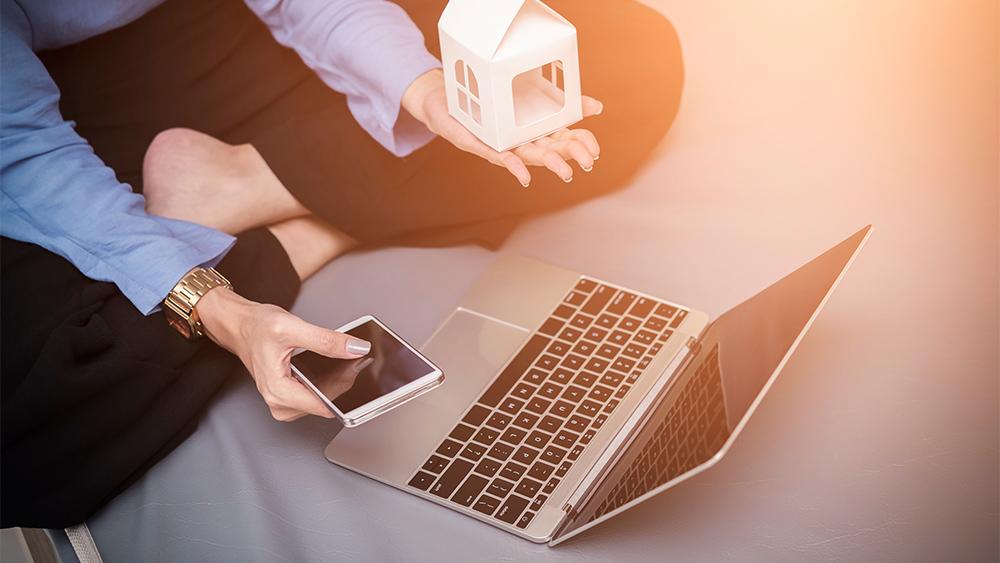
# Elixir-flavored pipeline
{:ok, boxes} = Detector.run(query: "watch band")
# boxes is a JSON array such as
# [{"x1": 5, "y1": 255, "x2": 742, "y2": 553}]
[{"x1": 163, "y1": 267, "x2": 233, "y2": 340}]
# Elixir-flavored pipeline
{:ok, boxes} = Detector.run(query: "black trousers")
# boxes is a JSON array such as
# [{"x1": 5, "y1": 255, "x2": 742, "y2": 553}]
[{"x1": 1, "y1": 0, "x2": 682, "y2": 528}]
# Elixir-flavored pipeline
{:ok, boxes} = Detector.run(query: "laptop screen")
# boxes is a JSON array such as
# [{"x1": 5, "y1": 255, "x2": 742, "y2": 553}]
[{"x1": 555, "y1": 226, "x2": 871, "y2": 541}]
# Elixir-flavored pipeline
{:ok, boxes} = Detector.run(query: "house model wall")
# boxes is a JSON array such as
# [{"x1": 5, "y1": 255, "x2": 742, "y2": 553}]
[{"x1": 438, "y1": 0, "x2": 583, "y2": 152}]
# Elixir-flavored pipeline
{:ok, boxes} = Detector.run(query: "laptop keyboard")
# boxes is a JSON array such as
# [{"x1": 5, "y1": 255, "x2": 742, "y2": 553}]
[
  {"x1": 591, "y1": 344, "x2": 727, "y2": 521},
  {"x1": 407, "y1": 277, "x2": 688, "y2": 530}
]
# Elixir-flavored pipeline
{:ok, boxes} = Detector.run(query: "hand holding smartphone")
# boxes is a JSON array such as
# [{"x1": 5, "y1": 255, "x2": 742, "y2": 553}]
[{"x1": 291, "y1": 316, "x2": 444, "y2": 427}]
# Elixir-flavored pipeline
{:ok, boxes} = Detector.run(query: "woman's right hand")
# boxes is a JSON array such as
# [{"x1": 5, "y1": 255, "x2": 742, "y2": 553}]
[{"x1": 194, "y1": 287, "x2": 371, "y2": 421}]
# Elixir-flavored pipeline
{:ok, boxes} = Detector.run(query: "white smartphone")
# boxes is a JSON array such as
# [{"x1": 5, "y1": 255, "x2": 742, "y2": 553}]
[{"x1": 290, "y1": 315, "x2": 444, "y2": 427}]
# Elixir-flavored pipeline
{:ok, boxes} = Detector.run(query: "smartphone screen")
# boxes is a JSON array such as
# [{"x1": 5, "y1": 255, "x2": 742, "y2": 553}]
[{"x1": 291, "y1": 319, "x2": 436, "y2": 414}]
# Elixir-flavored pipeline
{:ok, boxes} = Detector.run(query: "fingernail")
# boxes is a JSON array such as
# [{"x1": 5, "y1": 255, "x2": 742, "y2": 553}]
[
  {"x1": 594, "y1": 154, "x2": 600, "y2": 161},
  {"x1": 563, "y1": 176, "x2": 573, "y2": 183},
  {"x1": 346, "y1": 337, "x2": 371, "y2": 356},
  {"x1": 520, "y1": 181, "x2": 530, "y2": 188},
  {"x1": 596, "y1": 103, "x2": 604, "y2": 115},
  {"x1": 582, "y1": 165, "x2": 592, "y2": 172}
]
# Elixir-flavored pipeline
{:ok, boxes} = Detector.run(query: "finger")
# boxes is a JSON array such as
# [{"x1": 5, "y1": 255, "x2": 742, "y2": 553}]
[
  {"x1": 443, "y1": 122, "x2": 531, "y2": 187},
  {"x1": 273, "y1": 376, "x2": 336, "y2": 419},
  {"x1": 284, "y1": 315, "x2": 370, "y2": 359},
  {"x1": 582, "y1": 96, "x2": 604, "y2": 117},
  {"x1": 514, "y1": 143, "x2": 574, "y2": 182},
  {"x1": 559, "y1": 128, "x2": 600, "y2": 159},
  {"x1": 561, "y1": 139, "x2": 595, "y2": 172},
  {"x1": 496, "y1": 151, "x2": 532, "y2": 187}
]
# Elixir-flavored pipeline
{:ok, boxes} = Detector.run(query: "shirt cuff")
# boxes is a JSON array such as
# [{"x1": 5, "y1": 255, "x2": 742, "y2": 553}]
[
  {"x1": 132, "y1": 232, "x2": 236, "y2": 315},
  {"x1": 364, "y1": 50, "x2": 442, "y2": 157}
]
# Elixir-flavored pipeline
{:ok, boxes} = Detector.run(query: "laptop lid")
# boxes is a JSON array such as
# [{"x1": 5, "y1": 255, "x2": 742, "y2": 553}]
[{"x1": 551, "y1": 226, "x2": 873, "y2": 544}]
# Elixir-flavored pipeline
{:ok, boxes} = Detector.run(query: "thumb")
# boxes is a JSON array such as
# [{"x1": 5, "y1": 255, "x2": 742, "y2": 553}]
[{"x1": 286, "y1": 316, "x2": 370, "y2": 359}]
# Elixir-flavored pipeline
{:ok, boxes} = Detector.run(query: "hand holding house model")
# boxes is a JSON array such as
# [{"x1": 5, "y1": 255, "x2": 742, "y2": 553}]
[{"x1": 438, "y1": 0, "x2": 584, "y2": 153}]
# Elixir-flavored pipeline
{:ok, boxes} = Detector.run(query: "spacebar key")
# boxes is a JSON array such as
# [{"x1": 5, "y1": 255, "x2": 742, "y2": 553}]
[
  {"x1": 479, "y1": 334, "x2": 551, "y2": 407},
  {"x1": 430, "y1": 459, "x2": 474, "y2": 499}
]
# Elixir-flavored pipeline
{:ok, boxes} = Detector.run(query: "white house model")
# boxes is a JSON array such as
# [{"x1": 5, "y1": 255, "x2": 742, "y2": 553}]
[{"x1": 438, "y1": 0, "x2": 583, "y2": 152}]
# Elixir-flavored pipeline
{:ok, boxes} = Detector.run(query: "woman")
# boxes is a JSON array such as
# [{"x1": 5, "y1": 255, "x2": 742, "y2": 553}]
[{"x1": 1, "y1": 0, "x2": 682, "y2": 527}]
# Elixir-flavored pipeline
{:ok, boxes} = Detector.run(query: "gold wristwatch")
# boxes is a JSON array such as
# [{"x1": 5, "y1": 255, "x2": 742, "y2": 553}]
[{"x1": 163, "y1": 267, "x2": 233, "y2": 340}]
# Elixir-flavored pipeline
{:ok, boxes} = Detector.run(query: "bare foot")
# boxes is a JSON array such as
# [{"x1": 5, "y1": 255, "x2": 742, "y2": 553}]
[
  {"x1": 268, "y1": 216, "x2": 357, "y2": 281},
  {"x1": 143, "y1": 128, "x2": 308, "y2": 233}
]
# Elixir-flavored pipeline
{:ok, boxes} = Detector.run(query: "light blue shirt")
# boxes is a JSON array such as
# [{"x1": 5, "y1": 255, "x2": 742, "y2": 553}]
[{"x1": 0, "y1": 0, "x2": 440, "y2": 314}]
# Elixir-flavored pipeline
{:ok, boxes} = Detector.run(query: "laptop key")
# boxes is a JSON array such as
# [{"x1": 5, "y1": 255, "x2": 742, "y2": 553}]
[
  {"x1": 634, "y1": 330, "x2": 656, "y2": 345},
  {"x1": 589, "y1": 385, "x2": 614, "y2": 402},
  {"x1": 546, "y1": 340, "x2": 570, "y2": 357},
  {"x1": 488, "y1": 442, "x2": 514, "y2": 461},
  {"x1": 569, "y1": 313, "x2": 593, "y2": 329},
  {"x1": 500, "y1": 461, "x2": 528, "y2": 481},
  {"x1": 543, "y1": 478, "x2": 560, "y2": 494},
  {"x1": 530, "y1": 495, "x2": 548, "y2": 511},
  {"x1": 561, "y1": 354, "x2": 585, "y2": 370},
  {"x1": 499, "y1": 397, "x2": 526, "y2": 415},
  {"x1": 514, "y1": 478, "x2": 542, "y2": 498},
  {"x1": 501, "y1": 427, "x2": 528, "y2": 448},
  {"x1": 561, "y1": 385, "x2": 587, "y2": 403},
  {"x1": 463, "y1": 405, "x2": 491, "y2": 426},
  {"x1": 568, "y1": 445, "x2": 585, "y2": 461},
  {"x1": 595, "y1": 313, "x2": 618, "y2": 329},
  {"x1": 460, "y1": 442, "x2": 487, "y2": 462},
  {"x1": 537, "y1": 317, "x2": 564, "y2": 337},
  {"x1": 480, "y1": 334, "x2": 550, "y2": 407},
  {"x1": 423, "y1": 455, "x2": 450, "y2": 474},
  {"x1": 408, "y1": 471, "x2": 436, "y2": 491},
  {"x1": 474, "y1": 427, "x2": 499, "y2": 445},
  {"x1": 549, "y1": 368, "x2": 573, "y2": 384},
  {"x1": 670, "y1": 309, "x2": 688, "y2": 328},
  {"x1": 623, "y1": 343, "x2": 646, "y2": 359},
  {"x1": 511, "y1": 383, "x2": 536, "y2": 400},
  {"x1": 550, "y1": 400, "x2": 574, "y2": 418},
  {"x1": 581, "y1": 284, "x2": 615, "y2": 315},
  {"x1": 574, "y1": 372, "x2": 598, "y2": 387},
  {"x1": 512, "y1": 446, "x2": 540, "y2": 466},
  {"x1": 473, "y1": 494, "x2": 502, "y2": 516},
  {"x1": 450, "y1": 423, "x2": 476, "y2": 442},
  {"x1": 487, "y1": 478, "x2": 515, "y2": 498},
  {"x1": 512, "y1": 412, "x2": 539, "y2": 430},
  {"x1": 584, "y1": 327, "x2": 608, "y2": 342},
  {"x1": 436, "y1": 439, "x2": 463, "y2": 458},
  {"x1": 608, "y1": 330, "x2": 629, "y2": 345},
  {"x1": 577, "y1": 400, "x2": 601, "y2": 417},
  {"x1": 558, "y1": 327, "x2": 583, "y2": 342},
  {"x1": 619, "y1": 317, "x2": 641, "y2": 331},
  {"x1": 607, "y1": 291, "x2": 636, "y2": 315},
  {"x1": 553, "y1": 430, "x2": 579, "y2": 449},
  {"x1": 600, "y1": 372, "x2": 624, "y2": 387},
  {"x1": 525, "y1": 397, "x2": 552, "y2": 415},
  {"x1": 585, "y1": 357, "x2": 609, "y2": 373},
  {"x1": 644, "y1": 316, "x2": 667, "y2": 331},
  {"x1": 565, "y1": 415, "x2": 589, "y2": 433},
  {"x1": 655, "y1": 304, "x2": 678, "y2": 318},
  {"x1": 538, "y1": 382, "x2": 562, "y2": 399},
  {"x1": 528, "y1": 461, "x2": 556, "y2": 481},
  {"x1": 555, "y1": 461, "x2": 572, "y2": 477},
  {"x1": 629, "y1": 297, "x2": 655, "y2": 319},
  {"x1": 536, "y1": 354, "x2": 560, "y2": 370},
  {"x1": 496, "y1": 495, "x2": 530, "y2": 524},
  {"x1": 541, "y1": 446, "x2": 568, "y2": 465},
  {"x1": 538, "y1": 415, "x2": 562, "y2": 433},
  {"x1": 564, "y1": 291, "x2": 586, "y2": 306},
  {"x1": 525, "y1": 430, "x2": 551, "y2": 449},
  {"x1": 572, "y1": 340, "x2": 596, "y2": 356},
  {"x1": 575, "y1": 278, "x2": 598, "y2": 293},
  {"x1": 452, "y1": 474, "x2": 490, "y2": 507},
  {"x1": 430, "y1": 459, "x2": 474, "y2": 498},
  {"x1": 580, "y1": 429, "x2": 596, "y2": 444},
  {"x1": 474, "y1": 458, "x2": 502, "y2": 477},
  {"x1": 552, "y1": 304, "x2": 575, "y2": 319},
  {"x1": 485, "y1": 412, "x2": 512, "y2": 430}
]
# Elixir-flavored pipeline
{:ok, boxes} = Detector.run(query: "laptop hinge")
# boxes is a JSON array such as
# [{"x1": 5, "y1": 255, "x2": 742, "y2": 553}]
[
  {"x1": 687, "y1": 335, "x2": 702, "y2": 357},
  {"x1": 562, "y1": 503, "x2": 577, "y2": 518}
]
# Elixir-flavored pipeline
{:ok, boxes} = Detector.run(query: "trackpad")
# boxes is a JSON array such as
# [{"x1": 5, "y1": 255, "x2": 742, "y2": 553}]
[
  {"x1": 326, "y1": 310, "x2": 528, "y2": 483},
  {"x1": 420, "y1": 309, "x2": 530, "y2": 409}
]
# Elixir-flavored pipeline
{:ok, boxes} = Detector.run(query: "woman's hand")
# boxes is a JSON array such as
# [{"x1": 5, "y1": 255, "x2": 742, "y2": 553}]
[
  {"x1": 402, "y1": 68, "x2": 603, "y2": 187},
  {"x1": 195, "y1": 287, "x2": 371, "y2": 421}
]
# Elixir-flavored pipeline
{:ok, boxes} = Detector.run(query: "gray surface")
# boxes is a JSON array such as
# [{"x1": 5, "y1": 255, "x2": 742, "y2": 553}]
[{"x1": 79, "y1": 0, "x2": 998, "y2": 560}]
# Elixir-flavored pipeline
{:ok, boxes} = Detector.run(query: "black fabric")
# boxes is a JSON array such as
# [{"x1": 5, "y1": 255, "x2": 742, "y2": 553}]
[
  {"x1": 2, "y1": 0, "x2": 682, "y2": 528},
  {"x1": 0, "y1": 230, "x2": 300, "y2": 528},
  {"x1": 40, "y1": 0, "x2": 684, "y2": 248}
]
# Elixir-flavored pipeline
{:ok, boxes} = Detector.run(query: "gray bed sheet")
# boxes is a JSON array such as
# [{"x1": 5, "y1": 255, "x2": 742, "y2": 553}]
[{"x1": 54, "y1": 0, "x2": 998, "y2": 560}]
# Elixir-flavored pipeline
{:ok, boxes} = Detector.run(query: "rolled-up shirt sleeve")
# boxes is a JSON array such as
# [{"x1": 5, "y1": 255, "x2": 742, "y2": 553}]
[
  {"x1": 1, "y1": 5, "x2": 235, "y2": 315},
  {"x1": 245, "y1": 0, "x2": 442, "y2": 156}
]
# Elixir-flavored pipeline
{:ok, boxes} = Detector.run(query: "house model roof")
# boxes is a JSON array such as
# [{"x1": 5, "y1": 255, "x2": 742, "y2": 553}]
[{"x1": 439, "y1": 0, "x2": 575, "y2": 61}]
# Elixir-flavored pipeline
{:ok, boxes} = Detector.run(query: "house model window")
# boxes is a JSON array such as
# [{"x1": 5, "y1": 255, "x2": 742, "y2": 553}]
[
  {"x1": 454, "y1": 60, "x2": 482, "y2": 124},
  {"x1": 438, "y1": 0, "x2": 584, "y2": 152}
]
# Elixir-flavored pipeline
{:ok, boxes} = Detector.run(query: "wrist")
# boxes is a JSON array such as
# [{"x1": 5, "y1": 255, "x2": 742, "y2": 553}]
[
  {"x1": 401, "y1": 68, "x2": 443, "y2": 126},
  {"x1": 195, "y1": 287, "x2": 254, "y2": 350}
]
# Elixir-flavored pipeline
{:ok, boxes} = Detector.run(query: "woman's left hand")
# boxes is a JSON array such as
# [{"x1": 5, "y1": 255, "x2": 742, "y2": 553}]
[{"x1": 402, "y1": 68, "x2": 603, "y2": 187}]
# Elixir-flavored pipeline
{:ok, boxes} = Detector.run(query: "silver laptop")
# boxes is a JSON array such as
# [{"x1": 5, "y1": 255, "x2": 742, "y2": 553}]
[{"x1": 325, "y1": 226, "x2": 872, "y2": 545}]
